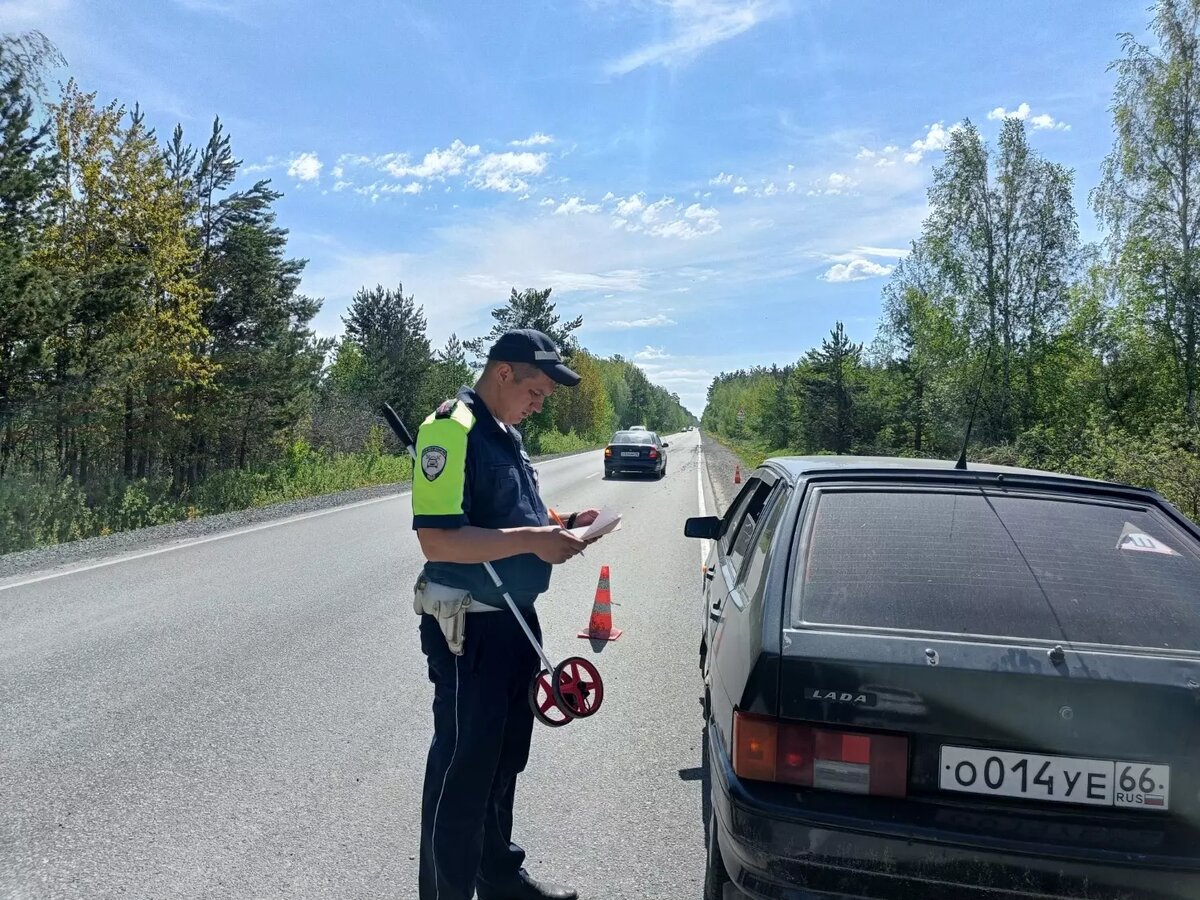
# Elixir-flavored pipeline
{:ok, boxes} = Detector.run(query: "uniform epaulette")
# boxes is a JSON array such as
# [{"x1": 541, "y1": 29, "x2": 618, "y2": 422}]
[{"x1": 423, "y1": 399, "x2": 475, "y2": 431}]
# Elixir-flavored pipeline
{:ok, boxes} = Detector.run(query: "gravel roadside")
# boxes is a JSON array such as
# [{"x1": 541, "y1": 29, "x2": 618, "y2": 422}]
[{"x1": 700, "y1": 430, "x2": 750, "y2": 515}]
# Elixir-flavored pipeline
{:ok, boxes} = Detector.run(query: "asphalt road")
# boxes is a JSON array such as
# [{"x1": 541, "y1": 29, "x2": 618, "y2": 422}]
[{"x1": 1, "y1": 430, "x2": 721, "y2": 900}]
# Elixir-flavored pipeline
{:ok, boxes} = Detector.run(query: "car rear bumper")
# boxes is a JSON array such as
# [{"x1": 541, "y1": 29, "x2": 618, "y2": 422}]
[
  {"x1": 606, "y1": 457, "x2": 661, "y2": 473},
  {"x1": 708, "y1": 728, "x2": 1199, "y2": 900}
]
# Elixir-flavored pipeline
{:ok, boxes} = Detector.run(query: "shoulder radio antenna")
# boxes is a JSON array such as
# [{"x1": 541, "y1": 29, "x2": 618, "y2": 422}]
[{"x1": 955, "y1": 341, "x2": 994, "y2": 471}]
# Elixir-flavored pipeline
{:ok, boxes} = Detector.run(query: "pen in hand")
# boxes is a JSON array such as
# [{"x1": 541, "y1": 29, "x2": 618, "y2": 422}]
[{"x1": 548, "y1": 508, "x2": 585, "y2": 557}]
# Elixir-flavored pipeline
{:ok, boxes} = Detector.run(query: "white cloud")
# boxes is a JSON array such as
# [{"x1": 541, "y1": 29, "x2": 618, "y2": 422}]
[
  {"x1": 243, "y1": 156, "x2": 279, "y2": 174},
  {"x1": 762, "y1": 182, "x2": 779, "y2": 196},
  {"x1": 333, "y1": 180, "x2": 352, "y2": 192},
  {"x1": 987, "y1": 102, "x2": 1070, "y2": 132},
  {"x1": 808, "y1": 171, "x2": 859, "y2": 196},
  {"x1": 821, "y1": 258, "x2": 895, "y2": 282},
  {"x1": 287, "y1": 152, "x2": 323, "y2": 182},
  {"x1": 470, "y1": 151, "x2": 549, "y2": 193},
  {"x1": 786, "y1": 181, "x2": 797, "y2": 193},
  {"x1": 875, "y1": 157, "x2": 896, "y2": 168},
  {"x1": 606, "y1": 0, "x2": 785, "y2": 76},
  {"x1": 709, "y1": 171, "x2": 736, "y2": 186},
  {"x1": 854, "y1": 245, "x2": 909, "y2": 258},
  {"x1": 1031, "y1": 113, "x2": 1070, "y2": 131},
  {"x1": 634, "y1": 346, "x2": 671, "y2": 360},
  {"x1": 539, "y1": 197, "x2": 557, "y2": 207},
  {"x1": 462, "y1": 268, "x2": 649, "y2": 295},
  {"x1": 637, "y1": 365, "x2": 711, "y2": 382},
  {"x1": 386, "y1": 139, "x2": 481, "y2": 180},
  {"x1": 652, "y1": 203, "x2": 720, "y2": 239},
  {"x1": 616, "y1": 194, "x2": 646, "y2": 217},
  {"x1": 607, "y1": 194, "x2": 720, "y2": 239},
  {"x1": 883, "y1": 145, "x2": 899, "y2": 153},
  {"x1": 904, "y1": 122, "x2": 962, "y2": 165},
  {"x1": 510, "y1": 132, "x2": 555, "y2": 147},
  {"x1": 555, "y1": 196, "x2": 602, "y2": 215},
  {"x1": 402, "y1": 182, "x2": 424, "y2": 195},
  {"x1": 856, "y1": 147, "x2": 876, "y2": 160},
  {"x1": 988, "y1": 102, "x2": 1031, "y2": 121},
  {"x1": 331, "y1": 165, "x2": 345, "y2": 180},
  {"x1": 732, "y1": 184, "x2": 748, "y2": 195},
  {"x1": 604, "y1": 314, "x2": 677, "y2": 329}
]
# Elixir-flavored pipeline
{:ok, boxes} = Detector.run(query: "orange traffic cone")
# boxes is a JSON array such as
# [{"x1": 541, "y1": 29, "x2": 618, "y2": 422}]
[
  {"x1": 578, "y1": 565, "x2": 623, "y2": 641},
  {"x1": 734, "y1": 464, "x2": 742, "y2": 484}
]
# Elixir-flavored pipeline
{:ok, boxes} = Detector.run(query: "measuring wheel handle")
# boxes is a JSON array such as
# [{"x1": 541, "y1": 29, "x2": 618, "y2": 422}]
[
  {"x1": 551, "y1": 657, "x2": 604, "y2": 720},
  {"x1": 529, "y1": 669, "x2": 575, "y2": 727}
]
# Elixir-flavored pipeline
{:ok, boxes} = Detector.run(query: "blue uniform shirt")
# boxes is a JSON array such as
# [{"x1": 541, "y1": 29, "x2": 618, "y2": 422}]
[{"x1": 411, "y1": 388, "x2": 551, "y2": 606}]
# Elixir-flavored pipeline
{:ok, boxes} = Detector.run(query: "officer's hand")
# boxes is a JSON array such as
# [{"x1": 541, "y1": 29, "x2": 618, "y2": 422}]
[
  {"x1": 572, "y1": 508, "x2": 602, "y2": 528},
  {"x1": 530, "y1": 526, "x2": 587, "y2": 564}
]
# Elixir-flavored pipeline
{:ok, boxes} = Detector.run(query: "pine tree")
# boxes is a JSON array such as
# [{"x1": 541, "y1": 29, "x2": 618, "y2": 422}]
[
  {"x1": 798, "y1": 322, "x2": 865, "y2": 454},
  {"x1": 464, "y1": 287, "x2": 583, "y2": 363},
  {"x1": 0, "y1": 56, "x2": 57, "y2": 475},
  {"x1": 342, "y1": 283, "x2": 432, "y2": 430}
]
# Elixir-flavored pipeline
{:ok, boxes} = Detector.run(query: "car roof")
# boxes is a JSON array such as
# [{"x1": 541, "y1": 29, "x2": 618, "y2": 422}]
[
  {"x1": 753, "y1": 454, "x2": 1200, "y2": 538},
  {"x1": 767, "y1": 454, "x2": 1124, "y2": 489}
]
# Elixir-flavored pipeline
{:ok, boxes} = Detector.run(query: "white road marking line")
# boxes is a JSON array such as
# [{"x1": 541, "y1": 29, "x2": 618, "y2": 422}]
[
  {"x1": 0, "y1": 491, "x2": 409, "y2": 593},
  {"x1": 586, "y1": 472, "x2": 601, "y2": 479},
  {"x1": 696, "y1": 433, "x2": 710, "y2": 566}
]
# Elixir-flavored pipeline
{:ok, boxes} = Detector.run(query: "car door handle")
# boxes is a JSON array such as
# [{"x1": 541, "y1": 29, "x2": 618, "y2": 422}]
[{"x1": 703, "y1": 566, "x2": 715, "y2": 581}]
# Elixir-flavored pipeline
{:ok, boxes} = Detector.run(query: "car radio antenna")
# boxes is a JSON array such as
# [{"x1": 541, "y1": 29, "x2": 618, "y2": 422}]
[{"x1": 955, "y1": 341, "x2": 994, "y2": 471}]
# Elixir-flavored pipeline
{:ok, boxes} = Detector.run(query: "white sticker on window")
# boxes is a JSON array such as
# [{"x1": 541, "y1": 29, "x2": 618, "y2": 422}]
[{"x1": 1117, "y1": 522, "x2": 1178, "y2": 556}]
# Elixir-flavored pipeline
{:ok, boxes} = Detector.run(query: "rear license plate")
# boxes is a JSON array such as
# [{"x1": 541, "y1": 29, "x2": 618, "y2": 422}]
[
  {"x1": 621, "y1": 451, "x2": 640, "y2": 457},
  {"x1": 939, "y1": 746, "x2": 1170, "y2": 811}
]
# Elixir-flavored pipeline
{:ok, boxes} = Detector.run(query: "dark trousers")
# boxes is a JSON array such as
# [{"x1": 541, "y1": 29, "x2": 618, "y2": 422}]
[{"x1": 418, "y1": 607, "x2": 541, "y2": 900}]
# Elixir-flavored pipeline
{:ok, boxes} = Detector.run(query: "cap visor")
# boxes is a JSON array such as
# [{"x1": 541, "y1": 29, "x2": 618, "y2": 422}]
[{"x1": 542, "y1": 362, "x2": 581, "y2": 386}]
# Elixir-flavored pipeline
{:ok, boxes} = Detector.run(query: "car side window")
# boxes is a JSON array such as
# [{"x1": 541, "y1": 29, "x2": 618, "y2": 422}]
[
  {"x1": 725, "y1": 479, "x2": 776, "y2": 574},
  {"x1": 720, "y1": 478, "x2": 762, "y2": 554},
  {"x1": 735, "y1": 486, "x2": 790, "y2": 605}
]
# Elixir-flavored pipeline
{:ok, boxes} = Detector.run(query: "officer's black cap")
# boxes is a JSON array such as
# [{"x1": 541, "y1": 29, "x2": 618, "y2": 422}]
[{"x1": 487, "y1": 329, "x2": 581, "y2": 387}]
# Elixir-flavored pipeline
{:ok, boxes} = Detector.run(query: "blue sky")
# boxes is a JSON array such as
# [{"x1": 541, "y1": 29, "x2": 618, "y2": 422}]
[{"x1": 8, "y1": 0, "x2": 1148, "y2": 415}]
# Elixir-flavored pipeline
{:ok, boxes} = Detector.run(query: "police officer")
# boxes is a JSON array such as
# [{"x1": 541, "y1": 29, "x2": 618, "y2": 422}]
[{"x1": 412, "y1": 328, "x2": 600, "y2": 900}]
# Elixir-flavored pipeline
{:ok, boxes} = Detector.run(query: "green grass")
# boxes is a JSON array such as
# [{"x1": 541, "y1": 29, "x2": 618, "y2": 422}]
[
  {"x1": 704, "y1": 432, "x2": 785, "y2": 470},
  {"x1": 0, "y1": 441, "x2": 413, "y2": 555},
  {"x1": 529, "y1": 428, "x2": 602, "y2": 456}
]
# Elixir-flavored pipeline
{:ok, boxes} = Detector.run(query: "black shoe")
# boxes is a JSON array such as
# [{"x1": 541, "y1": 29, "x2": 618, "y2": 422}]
[{"x1": 476, "y1": 870, "x2": 578, "y2": 900}]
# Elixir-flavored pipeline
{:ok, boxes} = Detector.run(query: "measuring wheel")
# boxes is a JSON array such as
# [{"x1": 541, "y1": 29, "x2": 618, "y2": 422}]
[
  {"x1": 551, "y1": 656, "x2": 604, "y2": 719},
  {"x1": 529, "y1": 669, "x2": 574, "y2": 727}
]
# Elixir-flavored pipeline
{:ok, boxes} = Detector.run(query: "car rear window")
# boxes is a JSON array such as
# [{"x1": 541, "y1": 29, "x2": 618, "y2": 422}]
[
  {"x1": 612, "y1": 432, "x2": 653, "y2": 444},
  {"x1": 793, "y1": 487, "x2": 1200, "y2": 651}
]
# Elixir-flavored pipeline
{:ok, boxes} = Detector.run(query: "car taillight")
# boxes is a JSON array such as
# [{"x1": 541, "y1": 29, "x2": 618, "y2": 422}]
[
  {"x1": 648, "y1": 448, "x2": 658, "y2": 459},
  {"x1": 604, "y1": 447, "x2": 612, "y2": 457},
  {"x1": 733, "y1": 712, "x2": 908, "y2": 798}
]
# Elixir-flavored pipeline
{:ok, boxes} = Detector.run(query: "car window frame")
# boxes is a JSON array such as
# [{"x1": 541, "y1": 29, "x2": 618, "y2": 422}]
[
  {"x1": 721, "y1": 473, "x2": 779, "y2": 581},
  {"x1": 733, "y1": 485, "x2": 791, "y2": 603},
  {"x1": 719, "y1": 471, "x2": 776, "y2": 552}
]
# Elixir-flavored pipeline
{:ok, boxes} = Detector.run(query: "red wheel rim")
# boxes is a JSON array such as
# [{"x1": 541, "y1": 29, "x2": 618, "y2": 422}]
[
  {"x1": 529, "y1": 670, "x2": 573, "y2": 727},
  {"x1": 552, "y1": 657, "x2": 604, "y2": 719}
]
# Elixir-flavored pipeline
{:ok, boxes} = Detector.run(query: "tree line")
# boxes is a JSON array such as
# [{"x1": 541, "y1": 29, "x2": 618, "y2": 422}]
[
  {"x1": 702, "y1": 0, "x2": 1200, "y2": 522},
  {"x1": 0, "y1": 35, "x2": 691, "y2": 553}
]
